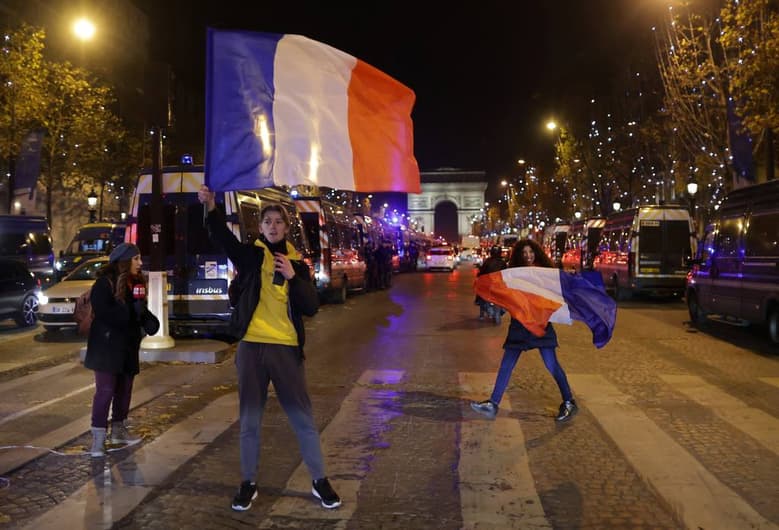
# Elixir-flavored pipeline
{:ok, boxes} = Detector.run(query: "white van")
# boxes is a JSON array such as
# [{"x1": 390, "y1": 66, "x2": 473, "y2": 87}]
[{"x1": 593, "y1": 206, "x2": 696, "y2": 300}]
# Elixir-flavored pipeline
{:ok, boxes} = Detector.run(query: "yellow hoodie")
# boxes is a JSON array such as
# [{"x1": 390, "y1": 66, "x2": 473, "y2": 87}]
[{"x1": 243, "y1": 239, "x2": 301, "y2": 345}]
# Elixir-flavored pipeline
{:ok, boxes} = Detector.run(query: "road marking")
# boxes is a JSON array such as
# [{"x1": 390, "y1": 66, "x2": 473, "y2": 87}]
[
  {"x1": 458, "y1": 372, "x2": 551, "y2": 530},
  {"x1": 0, "y1": 383, "x2": 94, "y2": 426},
  {"x1": 0, "y1": 361, "x2": 78, "y2": 394},
  {"x1": 260, "y1": 369, "x2": 405, "y2": 529},
  {"x1": 570, "y1": 374, "x2": 777, "y2": 530},
  {"x1": 660, "y1": 374, "x2": 779, "y2": 456},
  {"x1": 759, "y1": 377, "x2": 779, "y2": 390},
  {"x1": 0, "y1": 368, "x2": 207, "y2": 475},
  {"x1": 21, "y1": 392, "x2": 238, "y2": 530}
]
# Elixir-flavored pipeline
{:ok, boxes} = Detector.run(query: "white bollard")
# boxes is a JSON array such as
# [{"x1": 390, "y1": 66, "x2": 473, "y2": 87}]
[{"x1": 140, "y1": 270, "x2": 175, "y2": 349}]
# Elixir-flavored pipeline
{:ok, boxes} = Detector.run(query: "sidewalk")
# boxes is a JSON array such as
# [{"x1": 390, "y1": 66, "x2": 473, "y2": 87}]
[{"x1": 77, "y1": 338, "x2": 233, "y2": 364}]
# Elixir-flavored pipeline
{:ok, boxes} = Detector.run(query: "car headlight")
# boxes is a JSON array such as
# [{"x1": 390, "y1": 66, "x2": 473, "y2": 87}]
[
  {"x1": 38, "y1": 294, "x2": 49, "y2": 305},
  {"x1": 55, "y1": 261, "x2": 63, "y2": 271}
]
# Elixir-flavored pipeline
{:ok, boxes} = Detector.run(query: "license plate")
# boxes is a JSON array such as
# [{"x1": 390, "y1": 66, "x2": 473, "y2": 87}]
[{"x1": 50, "y1": 303, "x2": 75, "y2": 314}]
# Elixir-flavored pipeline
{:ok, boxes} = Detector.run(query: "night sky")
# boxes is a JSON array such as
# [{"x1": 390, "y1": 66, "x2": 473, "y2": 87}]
[{"x1": 135, "y1": 0, "x2": 665, "y2": 200}]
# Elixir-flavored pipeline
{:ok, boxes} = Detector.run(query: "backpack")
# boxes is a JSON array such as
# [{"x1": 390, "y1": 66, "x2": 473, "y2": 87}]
[{"x1": 73, "y1": 288, "x2": 94, "y2": 337}]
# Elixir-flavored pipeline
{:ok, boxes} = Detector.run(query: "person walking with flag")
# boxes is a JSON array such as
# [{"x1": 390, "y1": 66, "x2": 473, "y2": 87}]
[
  {"x1": 470, "y1": 239, "x2": 579, "y2": 422},
  {"x1": 198, "y1": 185, "x2": 341, "y2": 511}
]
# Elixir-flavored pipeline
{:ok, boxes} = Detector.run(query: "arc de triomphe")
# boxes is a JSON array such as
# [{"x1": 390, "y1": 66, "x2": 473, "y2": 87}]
[{"x1": 407, "y1": 169, "x2": 487, "y2": 242}]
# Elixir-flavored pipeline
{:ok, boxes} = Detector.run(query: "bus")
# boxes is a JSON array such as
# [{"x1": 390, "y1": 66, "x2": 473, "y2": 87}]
[
  {"x1": 295, "y1": 196, "x2": 367, "y2": 303},
  {"x1": 126, "y1": 166, "x2": 313, "y2": 336}
]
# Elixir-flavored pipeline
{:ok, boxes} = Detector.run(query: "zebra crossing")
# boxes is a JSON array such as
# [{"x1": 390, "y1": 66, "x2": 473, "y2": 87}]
[
  {"x1": 14, "y1": 369, "x2": 779, "y2": 530},
  {"x1": 571, "y1": 374, "x2": 776, "y2": 530}
]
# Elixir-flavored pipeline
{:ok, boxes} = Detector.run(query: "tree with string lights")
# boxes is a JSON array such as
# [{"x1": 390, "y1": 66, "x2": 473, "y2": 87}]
[{"x1": 720, "y1": 0, "x2": 779, "y2": 181}]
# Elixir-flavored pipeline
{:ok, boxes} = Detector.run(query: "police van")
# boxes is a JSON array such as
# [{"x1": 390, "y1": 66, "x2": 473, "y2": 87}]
[
  {"x1": 561, "y1": 217, "x2": 605, "y2": 274},
  {"x1": 125, "y1": 166, "x2": 312, "y2": 336},
  {"x1": 0, "y1": 215, "x2": 56, "y2": 287},
  {"x1": 686, "y1": 180, "x2": 779, "y2": 343},
  {"x1": 542, "y1": 223, "x2": 570, "y2": 268},
  {"x1": 593, "y1": 205, "x2": 695, "y2": 300},
  {"x1": 55, "y1": 221, "x2": 126, "y2": 280}
]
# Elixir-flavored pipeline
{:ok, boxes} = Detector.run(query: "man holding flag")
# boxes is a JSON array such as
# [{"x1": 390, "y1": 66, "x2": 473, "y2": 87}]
[
  {"x1": 471, "y1": 239, "x2": 617, "y2": 422},
  {"x1": 204, "y1": 28, "x2": 420, "y2": 510}
]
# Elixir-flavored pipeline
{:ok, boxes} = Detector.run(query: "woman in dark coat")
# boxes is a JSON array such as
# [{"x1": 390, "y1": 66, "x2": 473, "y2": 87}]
[
  {"x1": 470, "y1": 238, "x2": 578, "y2": 422},
  {"x1": 84, "y1": 243, "x2": 157, "y2": 456}
]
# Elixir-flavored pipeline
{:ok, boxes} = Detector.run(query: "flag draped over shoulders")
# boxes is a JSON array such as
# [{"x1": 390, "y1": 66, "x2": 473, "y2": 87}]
[
  {"x1": 204, "y1": 29, "x2": 420, "y2": 193},
  {"x1": 474, "y1": 267, "x2": 617, "y2": 348}
]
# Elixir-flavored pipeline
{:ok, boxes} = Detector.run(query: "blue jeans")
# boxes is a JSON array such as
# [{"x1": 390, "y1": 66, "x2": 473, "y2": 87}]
[{"x1": 489, "y1": 347, "x2": 573, "y2": 405}]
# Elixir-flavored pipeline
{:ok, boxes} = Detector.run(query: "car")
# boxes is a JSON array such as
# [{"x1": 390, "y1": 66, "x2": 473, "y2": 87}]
[
  {"x1": 0, "y1": 258, "x2": 41, "y2": 327},
  {"x1": 38, "y1": 256, "x2": 108, "y2": 333},
  {"x1": 0, "y1": 215, "x2": 56, "y2": 288},
  {"x1": 426, "y1": 245, "x2": 456, "y2": 272}
]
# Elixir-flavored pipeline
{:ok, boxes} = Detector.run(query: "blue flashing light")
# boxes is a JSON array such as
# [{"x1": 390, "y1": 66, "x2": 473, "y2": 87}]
[{"x1": 181, "y1": 154, "x2": 193, "y2": 165}]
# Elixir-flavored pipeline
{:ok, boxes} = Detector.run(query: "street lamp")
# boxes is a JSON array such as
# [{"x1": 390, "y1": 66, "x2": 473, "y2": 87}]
[
  {"x1": 501, "y1": 180, "x2": 517, "y2": 226},
  {"x1": 87, "y1": 188, "x2": 98, "y2": 222},
  {"x1": 687, "y1": 180, "x2": 698, "y2": 232},
  {"x1": 612, "y1": 201, "x2": 621, "y2": 213},
  {"x1": 72, "y1": 17, "x2": 96, "y2": 41}
]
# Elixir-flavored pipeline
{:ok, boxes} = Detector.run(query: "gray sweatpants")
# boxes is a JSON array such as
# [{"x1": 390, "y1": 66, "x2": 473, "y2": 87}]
[{"x1": 235, "y1": 341, "x2": 326, "y2": 482}]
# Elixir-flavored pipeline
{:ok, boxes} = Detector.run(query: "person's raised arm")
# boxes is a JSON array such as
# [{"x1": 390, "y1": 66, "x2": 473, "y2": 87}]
[{"x1": 198, "y1": 185, "x2": 244, "y2": 261}]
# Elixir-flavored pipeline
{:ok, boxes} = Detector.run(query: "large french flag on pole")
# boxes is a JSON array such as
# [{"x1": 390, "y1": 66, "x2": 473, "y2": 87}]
[
  {"x1": 474, "y1": 268, "x2": 617, "y2": 348},
  {"x1": 204, "y1": 29, "x2": 421, "y2": 193}
]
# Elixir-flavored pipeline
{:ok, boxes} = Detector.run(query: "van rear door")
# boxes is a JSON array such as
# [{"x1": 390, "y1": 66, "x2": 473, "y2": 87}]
[{"x1": 636, "y1": 213, "x2": 692, "y2": 278}]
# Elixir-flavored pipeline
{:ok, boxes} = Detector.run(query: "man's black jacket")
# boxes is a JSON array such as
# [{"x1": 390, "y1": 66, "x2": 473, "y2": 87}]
[{"x1": 205, "y1": 207, "x2": 319, "y2": 360}]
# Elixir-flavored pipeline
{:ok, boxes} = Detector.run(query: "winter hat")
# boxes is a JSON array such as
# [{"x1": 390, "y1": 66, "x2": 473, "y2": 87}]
[{"x1": 109, "y1": 243, "x2": 140, "y2": 263}]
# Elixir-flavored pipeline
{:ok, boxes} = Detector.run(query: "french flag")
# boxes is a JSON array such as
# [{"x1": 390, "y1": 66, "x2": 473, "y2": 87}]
[
  {"x1": 205, "y1": 29, "x2": 420, "y2": 193},
  {"x1": 474, "y1": 268, "x2": 617, "y2": 348}
]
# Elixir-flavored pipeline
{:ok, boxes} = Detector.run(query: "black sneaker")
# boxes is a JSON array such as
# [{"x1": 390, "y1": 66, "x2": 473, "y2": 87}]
[
  {"x1": 312, "y1": 477, "x2": 341, "y2": 509},
  {"x1": 555, "y1": 399, "x2": 579, "y2": 422},
  {"x1": 231, "y1": 480, "x2": 257, "y2": 511}
]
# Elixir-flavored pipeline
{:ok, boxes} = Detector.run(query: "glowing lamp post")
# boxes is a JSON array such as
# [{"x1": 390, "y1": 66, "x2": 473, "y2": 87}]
[
  {"x1": 687, "y1": 180, "x2": 698, "y2": 233},
  {"x1": 87, "y1": 189, "x2": 98, "y2": 222}
]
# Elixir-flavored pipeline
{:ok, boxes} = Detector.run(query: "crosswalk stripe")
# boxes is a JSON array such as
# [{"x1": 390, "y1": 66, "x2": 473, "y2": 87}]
[
  {"x1": 570, "y1": 374, "x2": 777, "y2": 530},
  {"x1": 458, "y1": 372, "x2": 551, "y2": 529},
  {"x1": 260, "y1": 369, "x2": 405, "y2": 528},
  {"x1": 21, "y1": 392, "x2": 239, "y2": 530},
  {"x1": 660, "y1": 374, "x2": 779, "y2": 456},
  {"x1": 0, "y1": 383, "x2": 94, "y2": 427},
  {"x1": 759, "y1": 377, "x2": 779, "y2": 390}
]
